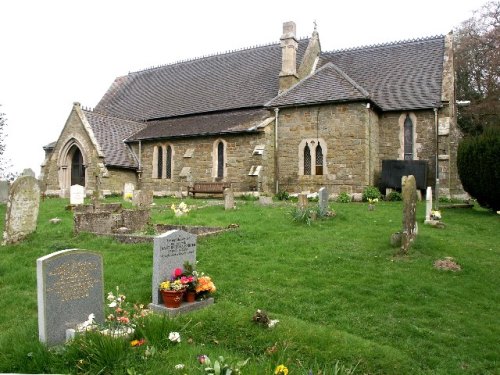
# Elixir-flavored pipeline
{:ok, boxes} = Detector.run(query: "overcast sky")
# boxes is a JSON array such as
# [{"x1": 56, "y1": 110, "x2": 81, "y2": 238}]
[{"x1": 0, "y1": 0, "x2": 488, "y2": 177}]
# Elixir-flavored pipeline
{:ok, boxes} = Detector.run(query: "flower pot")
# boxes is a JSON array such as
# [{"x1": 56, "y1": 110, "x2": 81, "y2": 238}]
[
  {"x1": 161, "y1": 290, "x2": 184, "y2": 308},
  {"x1": 184, "y1": 290, "x2": 196, "y2": 303}
]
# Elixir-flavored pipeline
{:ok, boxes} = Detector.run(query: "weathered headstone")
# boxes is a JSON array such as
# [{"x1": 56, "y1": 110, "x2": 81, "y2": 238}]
[
  {"x1": 259, "y1": 196, "x2": 273, "y2": 205},
  {"x1": 21, "y1": 168, "x2": 36, "y2": 177},
  {"x1": 123, "y1": 183, "x2": 134, "y2": 201},
  {"x1": 425, "y1": 186, "x2": 432, "y2": 222},
  {"x1": 70, "y1": 184, "x2": 85, "y2": 205},
  {"x1": 132, "y1": 189, "x2": 153, "y2": 207},
  {"x1": 149, "y1": 230, "x2": 213, "y2": 315},
  {"x1": 0, "y1": 180, "x2": 9, "y2": 203},
  {"x1": 318, "y1": 187, "x2": 328, "y2": 212},
  {"x1": 2, "y1": 176, "x2": 40, "y2": 245},
  {"x1": 298, "y1": 193, "x2": 308, "y2": 209},
  {"x1": 37, "y1": 249, "x2": 104, "y2": 346},
  {"x1": 224, "y1": 188, "x2": 235, "y2": 210},
  {"x1": 401, "y1": 175, "x2": 418, "y2": 254}
]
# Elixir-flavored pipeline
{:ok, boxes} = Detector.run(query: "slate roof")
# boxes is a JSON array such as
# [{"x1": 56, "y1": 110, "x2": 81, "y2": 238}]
[
  {"x1": 83, "y1": 110, "x2": 146, "y2": 168},
  {"x1": 266, "y1": 62, "x2": 370, "y2": 107},
  {"x1": 94, "y1": 40, "x2": 310, "y2": 121},
  {"x1": 316, "y1": 36, "x2": 445, "y2": 111},
  {"x1": 127, "y1": 109, "x2": 272, "y2": 141}
]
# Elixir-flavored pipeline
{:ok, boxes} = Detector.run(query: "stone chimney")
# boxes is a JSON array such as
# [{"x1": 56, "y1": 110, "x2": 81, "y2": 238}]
[{"x1": 279, "y1": 21, "x2": 299, "y2": 93}]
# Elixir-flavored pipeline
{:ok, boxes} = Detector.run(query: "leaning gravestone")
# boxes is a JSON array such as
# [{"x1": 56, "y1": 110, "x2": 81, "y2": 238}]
[
  {"x1": 401, "y1": 175, "x2": 418, "y2": 254},
  {"x1": 224, "y1": 188, "x2": 235, "y2": 210},
  {"x1": 149, "y1": 230, "x2": 213, "y2": 315},
  {"x1": 2, "y1": 176, "x2": 40, "y2": 245},
  {"x1": 70, "y1": 184, "x2": 85, "y2": 205},
  {"x1": 318, "y1": 187, "x2": 329, "y2": 212},
  {"x1": 37, "y1": 249, "x2": 104, "y2": 346},
  {"x1": 0, "y1": 180, "x2": 9, "y2": 203}
]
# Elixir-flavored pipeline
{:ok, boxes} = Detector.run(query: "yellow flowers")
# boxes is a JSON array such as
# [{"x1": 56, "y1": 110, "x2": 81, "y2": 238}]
[
  {"x1": 275, "y1": 364, "x2": 289, "y2": 375},
  {"x1": 171, "y1": 201, "x2": 190, "y2": 217}
]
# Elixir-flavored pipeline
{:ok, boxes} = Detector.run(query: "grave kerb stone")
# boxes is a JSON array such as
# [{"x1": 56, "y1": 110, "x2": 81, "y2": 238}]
[{"x1": 37, "y1": 249, "x2": 104, "y2": 346}]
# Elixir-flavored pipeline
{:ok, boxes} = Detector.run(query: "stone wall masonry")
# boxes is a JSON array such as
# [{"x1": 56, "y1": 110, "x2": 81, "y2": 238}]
[
  {"x1": 138, "y1": 130, "x2": 273, "y2": 194},
  {"x1": 277, "y1": 103, "x2": 372, "y2": 194}
]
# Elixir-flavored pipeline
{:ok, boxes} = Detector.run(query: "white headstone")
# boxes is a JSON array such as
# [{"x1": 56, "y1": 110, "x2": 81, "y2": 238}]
[
  {"x1": 123, "y1": 183, "x2": 134, "y2": 201},
  {"x1": 2, "y1": 176, "x2": 40, "y2": 245},
  {"x1": 319, "y1": 187, "x2": 329, "y2": 212},
  {"x1": 425, "y1": 186, "x2": 433, "y2": 221},
  {"x1": 37, "y1": 249, "x2": 104, "y2": 346},
  {"x1": 70, "y1": 184, "x2": 85, "y2": 205},
  {"x1": 151, "y1": 230, "x2": 197, "y2": 306}
]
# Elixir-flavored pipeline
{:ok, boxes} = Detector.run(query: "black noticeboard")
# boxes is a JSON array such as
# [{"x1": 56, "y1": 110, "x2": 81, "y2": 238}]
[{"x1": 380, "y1": 160, "x2": 428, "y2": 191}]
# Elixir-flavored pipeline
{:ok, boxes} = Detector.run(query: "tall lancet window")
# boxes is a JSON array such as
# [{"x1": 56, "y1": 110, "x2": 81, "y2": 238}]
[
  {"x1": 404, "y1": 115, "x2": 413, "y2": 160},
  {"x1": 157, "y1": 146, "x2": 163, "y2": 178},
  {"x1": 315, "y1": 143, "x2": 323, "y2": 175},
  {"x1": 166, "y1": 145, "x2": 172, "y2": 179},
  {"x1": 217, "y1": 141, "x2": 224, "y2": 179},
  {"x1": 304, "y1": 143, "x2": 311, "y2": 175}
]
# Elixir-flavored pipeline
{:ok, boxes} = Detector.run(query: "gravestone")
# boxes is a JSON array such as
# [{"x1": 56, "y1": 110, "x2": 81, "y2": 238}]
[
  {"x1": 21, "y1": 168, "x2": 36, "y2": 177},
  {"x1": 224, "y1": 188, "x2": 235, "y2": 210},
  {"x1": 37, "y1": 249, "x2": 104, "y2": 346},
  {"x1": 259, "y1": 196, "x2": 273, "y2": 205},
  {"x1": 0, "y1": 180, "x2": 9, "y2": 203},
  {"x1": 298, "y1": 193, "x2": 308, "y2": 208},
  {"x1": 401, "y1": 175, "x2": 418, "y2": 254},
  {"x1": 2, "y1": 176, "x2": 40, "y2": 245},
  {"x1": 123, "y1": 183, "x2": 134, "y2": 201},
  {"x1": 318, "y1": 187, "x2": 328, "y2": 212},
  {"x1": 132, "y1": 189, "x2": 153, "y2": 207},
  {"x1": 70, "y1": 184, "x2": 85, "y2": 205},
  {"x1": 149, "y1": 230, "x2": 213, "y2": 315},
  {"x1": 425, "y1": 186, "x2": 432, "y2": 222}
]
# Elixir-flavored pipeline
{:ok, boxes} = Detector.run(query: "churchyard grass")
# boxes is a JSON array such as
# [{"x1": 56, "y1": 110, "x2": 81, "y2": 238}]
[{"x1": 0, "y1": 197, "x2": 498, "y2": 374}]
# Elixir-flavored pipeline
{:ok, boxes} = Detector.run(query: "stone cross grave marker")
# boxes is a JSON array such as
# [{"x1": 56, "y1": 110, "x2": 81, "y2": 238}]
[
  {"x1": 224, "y1": 188, "x2": 235, "y2": 210},
  {"x1": 0, "y1": 180, "x2": 9, "y2": 203},
  {"x1": 425, "y1": 186, "x2": 432, "y2": 222},
  {"x1": 37, "y1": 249, "x2": 104, "y2": 346},
  {"x1": 401, "y1": 175, "x2": 418, "y2": 254},
  {"x1": 70, "y1": 184, "x2": 85, "y2": 205},
  {"x1": 151, "y1": 230, "x2": 197, "y2": 306},
  {"x1": 318, "y1": 187, "x2": 329, "y2": 212},
  {"x1": 2, "y1": 176, "x2": 40, "y2": 245},
  {"x1": 123, "y1": 182, "x2": 134, "y2": 201}
]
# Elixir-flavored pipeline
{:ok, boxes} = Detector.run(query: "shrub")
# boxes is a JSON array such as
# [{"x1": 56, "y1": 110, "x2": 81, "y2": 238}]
[
  {"x1": 362, "y1": 186, "x2": 381, "y2": 202},
  {"x1": 386, "y1": 191, "x2": 402, "y2": 201},
  {"x1": 275, "y1": 191, "x2": 290, "y2": 201},
  {"x1": 457, "y1": 128, "x2": 500, "y2": 210},
  {"x1": 336, "y1": 192, "x2": 351, "y2": 203}
]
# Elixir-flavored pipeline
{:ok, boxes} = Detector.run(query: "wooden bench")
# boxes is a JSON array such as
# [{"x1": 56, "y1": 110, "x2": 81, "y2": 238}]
[{"x1": 187, "y1": 182, "x2": 230, "y2": 197}]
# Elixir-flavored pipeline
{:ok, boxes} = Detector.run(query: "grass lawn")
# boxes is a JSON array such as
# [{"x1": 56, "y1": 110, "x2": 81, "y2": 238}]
[{"x1": 0, "y1": 196, "x2": 498, "y2": 374}]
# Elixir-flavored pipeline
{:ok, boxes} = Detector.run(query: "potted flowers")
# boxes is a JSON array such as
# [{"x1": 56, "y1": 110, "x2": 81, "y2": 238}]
[{"x1": 159, "y1": 278, "x2": 185, "y2": 308}]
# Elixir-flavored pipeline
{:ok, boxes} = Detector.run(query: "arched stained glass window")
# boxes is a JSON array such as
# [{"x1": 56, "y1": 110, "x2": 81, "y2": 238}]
[
  {"x1": 304, "y1": 143, "x2": 311, "y2": 175},
  {"x1": 166, "y1": 145, "x2": 172, "y2": 179},
  {"x1": 157, "y1": 146, "x2": 163, "y2": 179},
  {"x1": 217, "y1": 141, "x2": 224, "y2": 179},
  {"x1": 315, "y1": 143, "x2": 323, "y2": 175},
  {"x1": 404, "y1": 115, "x2": 413, "y2": 160}
]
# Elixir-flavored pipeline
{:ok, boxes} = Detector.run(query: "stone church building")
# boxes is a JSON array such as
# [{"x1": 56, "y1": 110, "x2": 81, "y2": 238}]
[{"x1": 41, "y1": 22, "x2": 462, "y2": 198}]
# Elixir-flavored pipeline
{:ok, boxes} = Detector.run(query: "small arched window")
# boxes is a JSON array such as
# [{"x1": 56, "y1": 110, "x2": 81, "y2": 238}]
[
  {"x1": 217, "y1": 141, "x2": 224, "y2": 179},
  {"x1": 166, "y1": 145, "x2": 172, "y2": 179},
  {"x1": 315, "y1": 143, "x2": 323, "y2": 175},
  {"x1": 304, "y1": 143, "x2": 311, "y2": 175},
  {"x1": 404, "y1": 115, "x2": 413, "y2": 160}
]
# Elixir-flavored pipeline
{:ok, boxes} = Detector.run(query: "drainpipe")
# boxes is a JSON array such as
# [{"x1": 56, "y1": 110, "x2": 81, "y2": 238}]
[
  {"x1": 138, "y1": 140, "x2": 142, "y2": 181},
  {"x1": 367, "y1": 103, "x2": 372, "y2": 186},
  {"x1": 434, "y1": 108, "x2": 439, "y2": 210},
  {"x1": 274, "y1": 108, "x2": 280, "y2": 194}
]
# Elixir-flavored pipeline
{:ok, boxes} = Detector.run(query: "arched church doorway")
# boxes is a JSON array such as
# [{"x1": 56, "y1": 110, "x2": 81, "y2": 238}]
[{"x1": 70, "y1": 147, "x2": 85, "y2": 186}]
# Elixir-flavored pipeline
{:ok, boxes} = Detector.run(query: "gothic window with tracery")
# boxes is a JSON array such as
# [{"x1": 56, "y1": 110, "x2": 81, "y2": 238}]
[
  {"x1": 304, "y1": 143, "x2": 311, "y2": 175},
  {"x1": 166, "y1": 145, "x2": 172, "y2": 179},
  {"x1": 404, "y1": 115, "x2": 413, "y2": 160},
  {"x1": 315, "y1": 143, "x2": 323, "y2": 175}
]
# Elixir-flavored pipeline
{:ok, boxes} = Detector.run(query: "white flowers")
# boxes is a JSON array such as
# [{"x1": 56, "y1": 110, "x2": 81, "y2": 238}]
[
  {"x1": 169, "y1": 331, "x2": 181, "y2": 343},
  {"x1": 107, "y1": 289, "x2": 125, "y2": 308},
  {"x1": 174, "y1": 364, "x2": 185, "y2": 370},
  {"x1": 171, "y1": 202, "x2": 190, "y2": 217},
  {"x1": 431, "y1": 210, "x2": 442, "y2": 220},
  {"x1": 76, "y1": 313, "x2": 96, "y2": 332}
]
